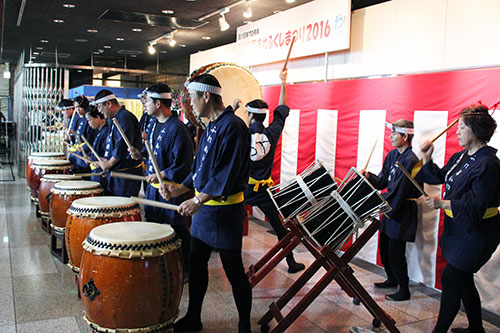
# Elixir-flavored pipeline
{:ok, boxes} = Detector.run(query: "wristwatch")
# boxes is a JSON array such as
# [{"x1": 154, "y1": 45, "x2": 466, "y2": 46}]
[{"x1": 193, "y1": 196, "x2": 203, "y2": 207}]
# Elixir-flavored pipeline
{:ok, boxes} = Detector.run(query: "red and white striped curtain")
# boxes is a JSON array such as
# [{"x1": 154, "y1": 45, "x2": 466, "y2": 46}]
[{"x1": 260, "y1": 67, "x2": 500, "y2": 313}]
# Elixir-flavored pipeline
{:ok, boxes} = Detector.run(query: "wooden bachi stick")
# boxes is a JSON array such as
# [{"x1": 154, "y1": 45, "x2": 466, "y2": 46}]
[
  {"x1": 130, "y1": 196, "x2": 179, "y2": 211},
  {"x1": 363, "y1": 139, "x2": 378, "y2": 171},
  {"x1": 68, "y1": 151, "x2": 91, "y2": 164},
  {"x1": 395, "y1": 161, "x2": 427, "y2": 197},
  {"x1": 110, "y1": 171, "x2": 147, "y2": 182},
  {"x1": 282, "y1": 35, "x2": 297, "y2": 71},
  {"x1": 81, "y1": 135, "x2": 102, "y2": 162},
  {"x1": 112, "y1": 118, "x2": 134, "y2": 150},
  {"x1": 430, "y1": 116, "x2": 460, "y2": 143}
]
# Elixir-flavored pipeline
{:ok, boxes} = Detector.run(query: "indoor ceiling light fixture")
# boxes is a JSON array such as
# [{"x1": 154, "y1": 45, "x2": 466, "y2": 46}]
[
  {"x1": 53, "y1": 19, "x2": 64, "y2": 23},
  {"x1": 87, "y1": 29, "x2": 98, "y2": 33},
  {"x1": 116, "y1": 37, "x2": 125, "y2": 41},
  {"x1": 243, "y1": 2, "x2": 252, "y2": 18},
  {"x1": 148, "y1": 42, "x2": 157, "y2": 55},
  {"x1": 286, "y1": 0, "x2": 296, "y2": 3},
  {"x1": 103, "y1": 45, "x2": 111, "y2": 49},
  {"x1": 202, "y1": 36, "x2": 211, "y2": 40},
  {"x1": 3, "y1": 63, "x2": 11, "y2": 79},
  {"x1": 132, "y1": 28, "x2": 142, "y2": 32},
  {"x1": 218, "y1": 10, "x2": 230, "y2": 31},
  {"x1": 40, "y1": 39, "x2": 48, "y2": 43},
  {"x1": 167, "y1": 32, "x2": 176, "y2": 47},
  {"x1": 162, "y1": 9, "x2": 174, "y2": 15},
  {"x1": 62, "y1": 3, "x2": 75, "y2": 8}
]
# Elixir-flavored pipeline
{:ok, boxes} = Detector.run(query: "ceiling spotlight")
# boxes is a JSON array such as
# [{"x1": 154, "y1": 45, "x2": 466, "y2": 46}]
[
  {"x1": 202, "y1": 36, "x2": 211, "y2": 40},
  {"x1": 103, "y1": 45, "x2": 111, "y2": 49},
  {"x1": 286, "y1": 0, "x2": 296, "y2": 3},
  {"x1": 167, "y1": 32, "x2": 176, "y2": 47},
  {"x1": 148, "y1": 43, "x2": 156, "y2": 55},
  {"x1": 63, "y1": 3, "x2": 75, "y2": 8},
  {"x1": 87, "y1": 29, "x2": 98, "y2": 33},
  {"x1": 243, "y1": 3, "x2": 252, "y2": 18},
  {"x1": 132, "y1": 28, "x2": 142, "y2": 32},
  {"x1": 116, "y1": 37, "x2": 124, "y2": 41},
  {"x1": 162, "y1": 9, "x2": 174, "y2": 15},
  {"x1": 219, "y1": 13, "x2": 230, "y2": 31},
  {"x1": 179, "y1": 44, "x2": 187, "y2": 48},
  {"x1": 40, "y1": 39, "x2": 49, "y2": 43},
  {"x1": 53, "y1": 19, "x2": 64, "y2": 23}
]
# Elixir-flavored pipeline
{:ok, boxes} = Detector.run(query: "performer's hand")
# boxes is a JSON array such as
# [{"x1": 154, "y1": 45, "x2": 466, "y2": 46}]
[
  {"x1": 128, "y1": 146, "x2": 142, "y2": 160},
  {"x1": 360, "y1": 168, "x2": 369, "y2": 179},
  {"x1": 91, "y1": 161, "x2": 100, "y2": 168},
  {"x1": 146, "y1": 173, "x2": 158, "y2": 184},
  {"x1": 178, "y1": 199, "x2": 200, "y2": 217},
  {"x1": 425, "y1": 195, "x2": 441, "y2": 209},
  {"x1": 232, "y1": 98, "x2": 242, "y2": 111},
  {"x1": 420, "y1": 140, "x2": 434, "y2": 163},
  {"x1": 280, "y1": 68, "x2": 288, "y2": 83}
]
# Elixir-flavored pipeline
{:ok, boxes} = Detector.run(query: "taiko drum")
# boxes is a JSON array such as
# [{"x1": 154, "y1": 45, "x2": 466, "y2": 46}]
[
  {"x1": 38, "y1": 174, "x2": 82, "y2": 220},
  {"x1": 49, "y1": 181, "x2": 103, "y2": 232},
  {"x1": 65, "y1": 196, "x2": 142, "y2": 273},
  {"x1": 26, "y1": 152, "x2": 66, "y2": 190},
  {"x1": 29, "y1": 159, "x2": 73, "y2": 203},
  {"x1": 79, "y1": 222, "x2": 183, "y2": 332}
]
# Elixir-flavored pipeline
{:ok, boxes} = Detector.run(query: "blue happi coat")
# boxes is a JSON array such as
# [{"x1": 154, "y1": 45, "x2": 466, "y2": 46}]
[
  {"x1": 416, "y1": 146, "x2": 500, "y2": 272},
  {"x1": 183, "y1": 107, "x2": 250, "y2": 249},
  {"x1": 367, "y1": 146, "x2": 421, "y2": 242},
  {"x1": 245, "y1": 105, "x2": 289, "y2": 207},
  {"x1": 89, "y1": 120, "x2": 111, "y2": 189},
  {"x1": 144, "y1": 114, "x2": 193, "y2": 226},
  {"x1": 103, "y1": 107, "x2": 143, "y2": 196},
  {"x1": 68, "y1": 115, "x2": 97, "y2": 173}
]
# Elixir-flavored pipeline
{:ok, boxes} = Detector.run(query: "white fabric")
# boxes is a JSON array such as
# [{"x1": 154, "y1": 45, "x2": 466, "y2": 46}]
[
  {"x1": 247, "y1": 106, "x2": 268, "y2": 114},
  {"x1": 137, "y1": 89, "x2": 147, "y2": 98},
  {"x1": 91, "y1": 94, "x2": 117, "y2": 105},
  {"x1": 385, "y1": 121, "x2": 415, "y2": 135},
  {"x1": 185, "y1": 82, "x2": 222, "y2": 96},
  {"x1": 280, "y1": 109, "x2": 300, "y2": 183},
  {"x1": 146, "y1": 91, "x2": 172, "y2": 99},
  {"x1": 250, "y1": 133, "x2": 271, "y2": 161},
  {"x1": 315, "y1": 109, "x2": 338, "y2": 175}
]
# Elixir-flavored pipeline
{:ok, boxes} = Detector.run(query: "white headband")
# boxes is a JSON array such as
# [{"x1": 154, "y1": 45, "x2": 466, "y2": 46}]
[
  {"x1": 137, "y1": 89, "x2": 147, "y2": 98},
  {"x1": 146, "y1": 91, "x2": 172, "y2": 99},
  {"x1": 91, "y1": 94, "x2": 117, "y2": 105},
  {"x1": 185, "y1": 82, "x2": 222, "y2": 96},
  {"x1": 385, "y1": 122, "x2": 415, "y2": 135},
  {"x1": 57, "y1": 106, "x2": 73, "y2": 110},
  {"x1": 247, "y1": 106, "x2": 268, "y2": 114}
]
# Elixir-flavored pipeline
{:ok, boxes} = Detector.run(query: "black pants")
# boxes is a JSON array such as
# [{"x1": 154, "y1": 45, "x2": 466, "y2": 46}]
[
  {"x1": 434, "y1": 264, "x2": 484, "y2": 333},
  {"x1": 379, "y1": 232, "x2": 409, "y2": 288},
  {"x1": 187, "y1": 237, "x2": 252, "y2": 326}
]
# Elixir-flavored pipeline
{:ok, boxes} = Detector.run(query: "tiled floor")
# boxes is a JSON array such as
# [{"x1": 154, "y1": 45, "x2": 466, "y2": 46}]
[{"x1": 1, "y1": 169, "x2": 499, "y2": 332}]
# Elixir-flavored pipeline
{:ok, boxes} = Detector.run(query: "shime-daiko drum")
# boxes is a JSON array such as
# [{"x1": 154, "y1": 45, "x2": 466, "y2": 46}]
[
  {"x1": 182, "y1": 62, "x2": 262, "y2": 128},
  {"x1": 65, "y1": 196, "x2": 142, "y2": 273},
  {"x1": 26, "y1": 151, "x2": 66, "y2": 190},
  {"x1": 38, "y1": 174, "x2": 82, "y2": 220},
  {"x1": 79, "y1": 222, "x2": 183, "y2": 332},
  {"x1": 29, "y1": 159, "x2": 73, "y2": 203},
  {"x1": 49, "y1": 181, "x2": 103, "y2": 232}
]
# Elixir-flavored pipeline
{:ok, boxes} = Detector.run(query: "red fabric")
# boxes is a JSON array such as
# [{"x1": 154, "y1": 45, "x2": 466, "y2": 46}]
[{"x1": 261, "y1": 66, "x2": 500, "y2": 289}]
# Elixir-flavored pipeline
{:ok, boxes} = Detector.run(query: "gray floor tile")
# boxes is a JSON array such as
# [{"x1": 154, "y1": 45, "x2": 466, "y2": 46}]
[
  {"x1": 16, "y1": 317, "x2": 80, "y2": 333},
  {"x1": 0, "y1": 324, "x2": 16, "y2": 333},
  {"x1": 0, "y1": 278, "x2": 15, "y2": 326},
  {"x1": 10, "y1": 245, "x2": 58, "y2": 277},
  {"x1": 0, "y1": 248, "x2": 11, "y2": 278}
]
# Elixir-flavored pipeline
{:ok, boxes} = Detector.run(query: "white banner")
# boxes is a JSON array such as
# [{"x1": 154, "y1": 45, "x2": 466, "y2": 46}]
[{"x1": 236, "y1": 0, "x2": 351, "y2": 66}]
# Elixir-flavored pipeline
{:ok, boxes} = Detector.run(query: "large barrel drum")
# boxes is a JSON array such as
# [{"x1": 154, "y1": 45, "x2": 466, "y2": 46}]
[
  {"x1": 38, "y1": 174, "x2": 82, "y2": 220},
  {"x1": 29, "y1": 159, "x2": 73, "y2": 203},
  {"x1": 79, "y1": 222, "x2": 183, "y2": 332},
  {"x1": 65, "y1": 196, "x2": 142, "y2": 273},
  {"x1": 26, "y1": 152, "x2": 66, "y2": 190}
]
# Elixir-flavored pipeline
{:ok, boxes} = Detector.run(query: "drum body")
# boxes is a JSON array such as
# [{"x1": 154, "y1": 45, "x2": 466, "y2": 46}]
[
  {"x1": 29, "y1": 159, "x2": 73, "y2": 202},
  {"x1": 26, "y1": 152, "x2": 66, "y2": 189},
  {"x1": 79, "y1": 222, "x2": 183, "y2": 332},
  {"x1": 268, "y1": 160, "x2": 338, "y2": 222},
  {"x1": 49, "y1": 181, "x2": 103, "y2": 232},
  {"x1": 183, "y1": 62, "x2": 262, "y2": 128},
  {"x1": 297, "y1": 167, "x2": 391, "y2": 252},
  {"x1": 38, "y1": 175, "x2": 82, "y2": 219},
  {"x1": 65, "y1": 197, "x2": 142, "y2": 273}
]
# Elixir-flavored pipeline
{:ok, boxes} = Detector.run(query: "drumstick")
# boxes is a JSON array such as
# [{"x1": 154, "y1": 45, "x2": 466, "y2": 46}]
[
  {"x1": 363, "y1": 139, "x2": 377, "y2": 171},
  {"x1": 81, "y1": 135, "x2": 102, "y2": 162},
  {"x1": 145, "y1": 140, "x2": 169, "y2": 200},
  {"x1": 282, "y1": 36, "x2": 297, "y2": 71},
  {"x1": 112, "y1": 118, "x2": 134, "y2": 151},
  {"x1": 68, "y1": 151, "x2": 91, "y2": 165},
  {"x1": 395, "y1": 161, "x2": 427, "y2": 197},
  {"x1": 48, "y1": 110, "x2": 64, "y2": 128},
  {"x1": 130, "y1": 196, "x2": 179, "y2": 211},
  {"x1": 67, "y1": 110, "x2": 76, "y2": 135},
  {"x1": 145, "y1": 140, "x2": 163, "y2": 183},
  {"x1": 110, "y1": 171, "x2": 148, "y2": 182},
  {"x1": 73, "y1": 171, "x2": 105, "y2": 177},
  {"x1": 430, "y1": 116, "x2": 459, "y2": 144}
]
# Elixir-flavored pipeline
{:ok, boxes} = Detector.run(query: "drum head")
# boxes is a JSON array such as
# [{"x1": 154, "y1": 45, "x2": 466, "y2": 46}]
[
  {"x1": 33, "y1": 159, "x2": 72, "y2": 167},
  {"x1": 83, "y1": 222, "x2": 180, "y2": 258},
  {"x1": 183, "y1": 62, "x2": 262, "y2": 127},
  {"x1": 68, "y1": 196, "x2": 141, "y2": 218},
  {"x1": 29, "y1": 152, "x2": 66, "y2": 159},
  {"x1": 41, "y1": 174, "x2": 82, "y2": 182},
  {"x1": 53, "y1": 180, "x2": 101, "y2": 190}
]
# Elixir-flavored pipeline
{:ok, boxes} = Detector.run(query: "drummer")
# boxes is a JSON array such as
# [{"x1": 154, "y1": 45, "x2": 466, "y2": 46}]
[
  {"x1": 58, "y1": 99, "x2": 77, "y2": 141},
  {"x1": 243, "y1": 68, "x2": 305, "y2": 274},
  {"x1": 92, "y1": 89, "x2": 143, "y2": 197},
  {"x1": 129, "y1": 83, "x2": 193, "y2": 277},
  {"x1": 361, "y1": 119, "x2": 421, "y2": 301},
  {"x1": 160, "y1": 74, "x2": 252, "y2": 333},
  {"x1": 138, "y1": 89, "x2": 153, "y2": 140},
  {"x1": 85, "y1": 106, "x2": 110, "y2": 192},
  {"x1": 68, "y1": 95, "x2": 97, "y2": 174}
]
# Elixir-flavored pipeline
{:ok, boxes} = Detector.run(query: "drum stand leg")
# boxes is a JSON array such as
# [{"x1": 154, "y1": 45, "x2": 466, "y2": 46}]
[
  {"x1": 41, "y1": 216, "x2": 50, "y2": 233},
  {"x1": 247, "y1": 226, "x2": 300, "y2": 288},
  {"x1": 258, "y1": 219, "x2": 399, "y2": 333},
  {"x1": 50, "y1": 227, "x2": 68, "y2": 264}
]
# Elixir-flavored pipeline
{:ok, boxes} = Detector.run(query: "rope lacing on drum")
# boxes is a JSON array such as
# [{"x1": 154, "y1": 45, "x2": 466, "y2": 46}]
[
  {"x1": 53, "y1": 185, "x2": 102, "y2": 191},
  {"x1": 85, "y1": 234, "x2": 180, "y2": 251},
  {"x1": 68, "y1": 203, "x2": 141, "y2": 215}
]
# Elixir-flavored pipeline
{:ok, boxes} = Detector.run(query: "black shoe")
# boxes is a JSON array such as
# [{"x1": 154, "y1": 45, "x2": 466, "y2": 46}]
[
  {"x1": 286, "y1": 255, "x2": 306, "y2": 274},
  {"x1": 173, "y1": 315, "x2": 203, "y2": 333},
  {"x1": 374, "y1": 280, "x2": 397, "y2": 289},
  {"x1": 451, "y1": 328, "x2": 470, "y2": 333},
  {"x1": 385, "y1": 289, "x2": 410, "y2": 301}
]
